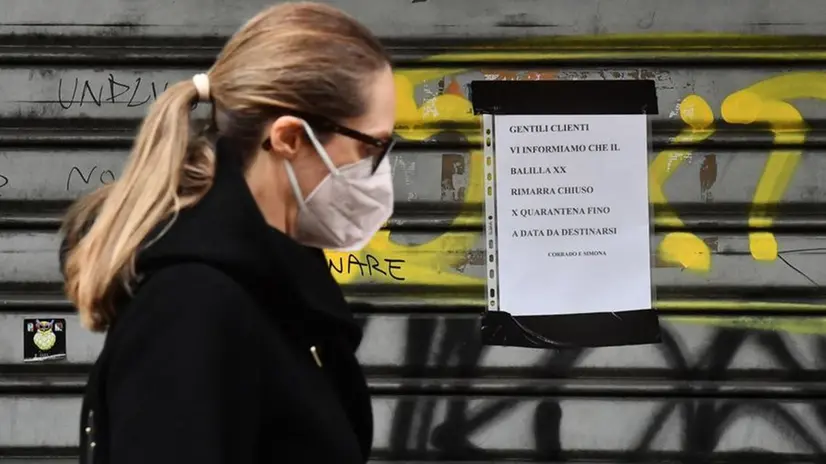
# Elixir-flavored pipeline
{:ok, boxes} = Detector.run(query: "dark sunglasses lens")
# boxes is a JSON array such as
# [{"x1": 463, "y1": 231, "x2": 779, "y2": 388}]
[{"x1": 372, "y1": 139, "x2": 396, "y2": 173}]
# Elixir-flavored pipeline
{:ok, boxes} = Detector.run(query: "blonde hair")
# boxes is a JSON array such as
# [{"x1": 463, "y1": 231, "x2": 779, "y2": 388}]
[{"x1": 61, "y1": 2, "x2": 390, "y2": 331}]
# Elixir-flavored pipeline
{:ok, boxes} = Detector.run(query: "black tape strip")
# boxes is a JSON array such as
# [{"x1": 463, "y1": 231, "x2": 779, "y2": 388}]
[
  {"x1": 469, "y1": 79, "x2": 659, "y2": 115},
  {"x1": 480, "y1": 309, "x2": 661, "y2": 349}
]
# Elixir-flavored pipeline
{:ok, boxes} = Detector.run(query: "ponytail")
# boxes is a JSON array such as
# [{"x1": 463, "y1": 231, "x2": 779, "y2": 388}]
[
  {"x1": 61, "y1": 79, "x2": 216, "y2": 331},
  {"x1": 63, "y1": 0, "x2": 397, "y2": 331}
]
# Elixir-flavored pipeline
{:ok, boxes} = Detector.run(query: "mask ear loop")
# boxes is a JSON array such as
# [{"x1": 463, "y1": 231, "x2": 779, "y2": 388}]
[
  {"x1": 282, "y1": 119, "x2": 343, "y2": 211},
  {"x1": 282, "y1": 161, "x2": 307, "y2": 210},
  {"x1": 299, "y1": 119, "x2": 341, "y2": 176}
]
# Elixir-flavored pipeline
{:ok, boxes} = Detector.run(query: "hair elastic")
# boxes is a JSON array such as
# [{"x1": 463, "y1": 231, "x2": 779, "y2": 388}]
[{"x1": 192, "y1": 73, "x2": 211, "y2": 102}]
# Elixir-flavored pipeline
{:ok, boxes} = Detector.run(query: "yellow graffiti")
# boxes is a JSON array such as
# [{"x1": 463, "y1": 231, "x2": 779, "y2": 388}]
[
  {"x1": 721, "y1": 75, "x2": 812, "y2": 260},
  {"x1": 331, "y1": 73, "x2": 818, "y2": 285},
  {"x1": 320, "y1": 54, "x2": 822, "y2": 337},
  {"x1": 328, "y1": 71, "x2": 819, "y2": 285},
  {"x1": 650, "y1": 95, "x2": 716, "y2": 271},
  {"x1": 656, "y1": 73, "x2": 815, "y2": 270},
  {"x1": 311, "y1": 38, "x2": 826, "y2": 337},
  {"x1": 322, "y1": 66, "x2": 826, "y2": 336}
]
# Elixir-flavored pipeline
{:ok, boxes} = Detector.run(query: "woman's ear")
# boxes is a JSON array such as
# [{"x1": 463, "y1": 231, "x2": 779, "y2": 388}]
[{"x1": 266, "y1": 116, "x2": 307, "y2": 161}]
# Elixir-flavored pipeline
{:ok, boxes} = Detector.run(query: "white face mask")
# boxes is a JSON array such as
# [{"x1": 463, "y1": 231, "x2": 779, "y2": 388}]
[{"x1": 282, "y1": 120, "x2": 394, "y2": 251}]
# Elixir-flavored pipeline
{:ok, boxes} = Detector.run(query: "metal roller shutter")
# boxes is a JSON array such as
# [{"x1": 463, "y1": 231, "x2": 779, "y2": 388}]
[{"x1": 2, "y1": 0, "x2": 826, "y2": 462}]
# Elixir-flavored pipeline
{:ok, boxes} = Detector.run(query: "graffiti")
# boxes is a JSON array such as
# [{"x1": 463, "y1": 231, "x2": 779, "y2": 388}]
[
  {"x1": 5, "y1": 64, "x2": 825, "y2": 464},
  {"x1": 650, "y1": 95, "x2": 717, "y2": 271},
  {"x1": 57, "y1": 74, "x2": 170, "y2": 110},
  {"x1": 329, "y1": 66, "x2": 826, "y2": 457},
  {"x1": 374, "y1": 317, "x2": 826, "y2": 459},
  {"x1": 654, "y1": 74, "x2": 816, "y2": 270},
  {"x1": 66, "y1": 166, "x2": 116, "y2": 191},
  {"x1": 327, "y1": 253, "x2": 406, "y2": 281},
  {"x1": 326, "y1": 70, "x2": 821, "y2": 287}
]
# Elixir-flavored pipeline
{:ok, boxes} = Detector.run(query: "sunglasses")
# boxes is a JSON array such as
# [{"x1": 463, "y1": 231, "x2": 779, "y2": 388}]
[{"x1": 262, "y1": 109, "x2": 396, "y2": 174}]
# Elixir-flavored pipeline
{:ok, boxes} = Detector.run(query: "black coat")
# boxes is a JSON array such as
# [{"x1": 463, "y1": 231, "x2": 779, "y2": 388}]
[{"x1": 73, "y1": 138, "x2": 373, "y2": 464}]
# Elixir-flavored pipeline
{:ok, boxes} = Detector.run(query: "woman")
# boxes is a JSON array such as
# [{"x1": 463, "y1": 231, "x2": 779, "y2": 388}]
[{"x1": 60, "y1": 3, "x2": 396, "y2": 463}]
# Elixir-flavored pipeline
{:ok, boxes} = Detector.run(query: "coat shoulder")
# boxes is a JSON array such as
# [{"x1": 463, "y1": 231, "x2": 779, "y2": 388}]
[{"x1": 109, "y1": 262, "x2": 266, "y2": 357}]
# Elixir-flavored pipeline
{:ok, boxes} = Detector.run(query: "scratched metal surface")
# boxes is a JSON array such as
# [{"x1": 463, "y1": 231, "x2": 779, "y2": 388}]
[
  {"x1": 3, "y1": 0, "x2": 826, "y2": 462},
  {"x1": 3, "y1": 147, "x2": 826, "y2": 205},
  {"x1": 3, "y1": 313, "x2": 826, "y2": 374},
  {"x1": 3, "y1": 230, "x2": 826, "y2": 289},
  {"x1": 4, "y1": 67, "x2": 826, "y2": 121},
  {"x1": 3, "y1": 395, "x2": 826, "y2": 457},
  {"x1": 0, "y1": 461, "x2": 76, "y2": 464},
  {"x1": 4, "y1": 0, "x2": 826, "y2": 37}
]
